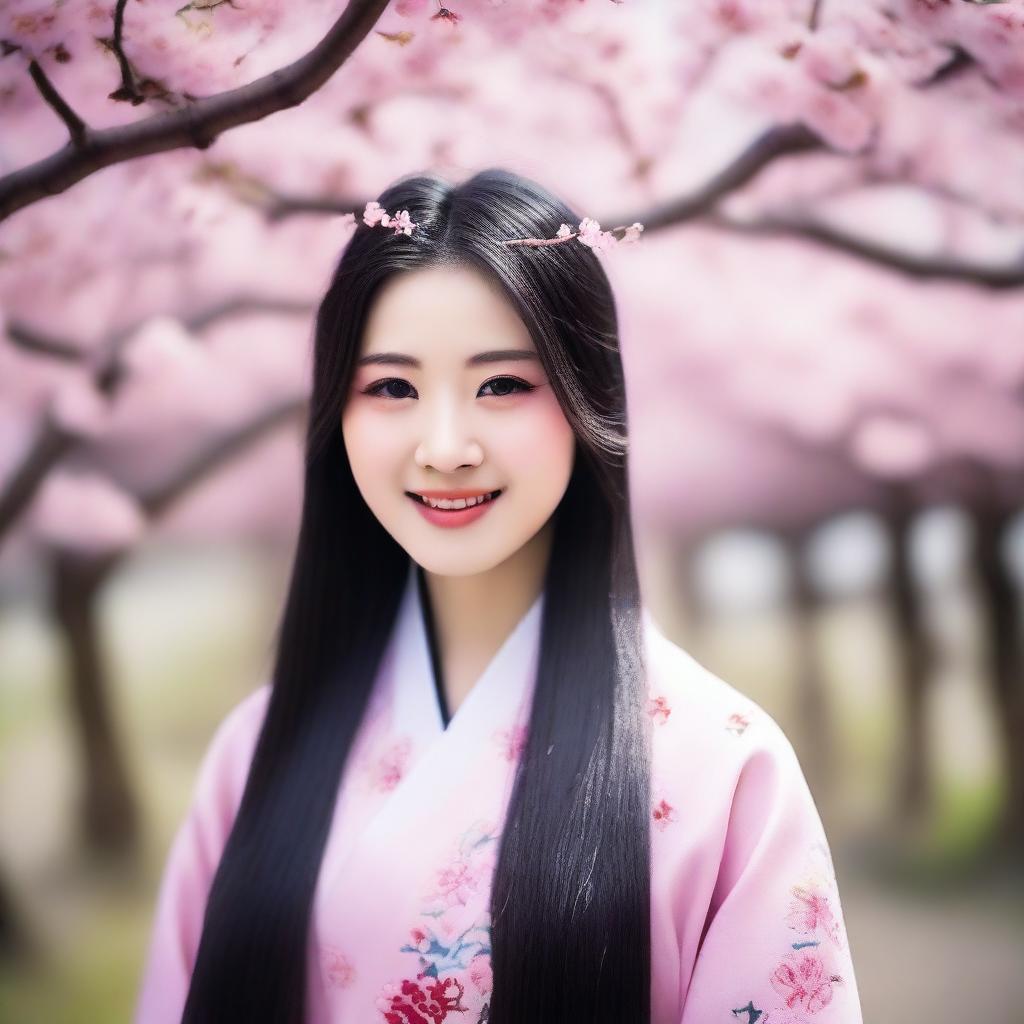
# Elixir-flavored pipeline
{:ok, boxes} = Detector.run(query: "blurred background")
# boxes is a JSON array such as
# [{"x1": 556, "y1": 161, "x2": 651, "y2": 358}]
[{"x1": 1, "y1": 0, "x2": 1023, "y2": 1020}]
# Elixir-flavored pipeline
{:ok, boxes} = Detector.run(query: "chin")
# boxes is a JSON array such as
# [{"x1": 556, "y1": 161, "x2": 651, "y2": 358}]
[{"x1": 410, "y1": 545, "x2": 517, "y2": 579}]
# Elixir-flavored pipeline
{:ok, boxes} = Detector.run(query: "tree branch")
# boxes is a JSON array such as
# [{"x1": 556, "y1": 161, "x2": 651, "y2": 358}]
[
  {"x1": 204, "y1": 114, "x2": 1023, "y2": 291},
  {"x1": 5, "y1": 321, "x2": 85, "y2": 361},
  {"x1": 28, "y1": 60, "x2": 89, "y2": 148},
  {"x1": 0, "y1": 0, "x2": 390, "y2": 223},
  {"x1": 699, "y1": 208, "x2": 1024, "y2": 289},
  {"x1": 108, "y1": 0, "x2": 141, "y2": 105},
  {"x1": 139, "y1": 397, "x2": 307, "y2": 517},
  {"x1": 0, "y1": 295, "x2": 314, "y2": 545},
  {"x1": 4, "y1": 296, "x2": 313, "y2": 365},
  {"x1": 605, "y1": 123, "x2": 825, "y2": 231}
]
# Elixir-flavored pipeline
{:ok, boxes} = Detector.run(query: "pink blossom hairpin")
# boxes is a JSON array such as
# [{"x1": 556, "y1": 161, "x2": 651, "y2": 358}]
[
  {"x1": 501, "y1": 218, "x2": 644, "y2": 254},
  {"x1": 363, "y1": 200, "x2": 417, "y2": 235},
  {"x1": 359, "y1": 202, "x2": 644, "y2": 254}
]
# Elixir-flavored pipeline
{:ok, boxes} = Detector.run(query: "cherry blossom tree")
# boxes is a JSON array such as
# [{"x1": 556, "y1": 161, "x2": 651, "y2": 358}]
[{"x1": 1, "y1": 0, "x2": 1023, "y2": 899}]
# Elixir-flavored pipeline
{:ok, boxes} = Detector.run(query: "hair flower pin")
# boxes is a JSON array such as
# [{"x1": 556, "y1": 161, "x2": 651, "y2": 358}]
[
  {"x1": 362, "y1": 200, "x2": 417, "y2": 235},
  {"x1": 501, "y1": 218, "x2": 644, "y2": 253},
  {"x1": 360, "y1": 201, "x2": 643, "y2": 253}
]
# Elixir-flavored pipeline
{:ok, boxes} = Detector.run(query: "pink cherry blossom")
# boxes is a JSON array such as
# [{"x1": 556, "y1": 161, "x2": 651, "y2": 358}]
[{"x1": 363, "y1": 200, "x2": 387, "y2": 227}]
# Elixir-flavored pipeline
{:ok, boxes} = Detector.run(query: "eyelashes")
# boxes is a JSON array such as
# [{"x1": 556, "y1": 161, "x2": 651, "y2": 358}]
[{"x1": 360, "y1": 375, "x2": 537, "y2": 401}]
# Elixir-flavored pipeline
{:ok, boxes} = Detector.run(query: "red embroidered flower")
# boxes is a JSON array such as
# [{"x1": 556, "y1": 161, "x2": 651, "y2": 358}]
[
  {"x1": 769, "y1": 950, "x2": 840, "y2": 1013},
  {"x1": 652, "y1": 798, "x2": 677, "y2": 831},
  {"x1": 379, "y1": 974, "x2": 468, "y2": 1023},
  {"x1": 431, "y1": 6, "x2": 461, "y2": 25},
  {"x1": 493, "y1": 723, "x2": 528, "y2": 762},
  {"x1": 647, "y1": 695, "x2": 671, "y2": 725}
]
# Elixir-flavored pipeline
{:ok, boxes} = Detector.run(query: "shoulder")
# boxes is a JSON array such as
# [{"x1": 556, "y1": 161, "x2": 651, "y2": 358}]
[
  {"x1": 641, "y1": 609, "x2": 815, "y2": 838},
  {"x1": 190, "y1": 682, "x2": 273, "y2": 818},
  {"x1": 642, "y1": 607, "x2": 796, "y2": 769}
]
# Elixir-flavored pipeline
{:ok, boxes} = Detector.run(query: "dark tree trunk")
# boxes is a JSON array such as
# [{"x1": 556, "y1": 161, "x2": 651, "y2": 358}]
[
  {"x1": 51, "y1": 549, "x2": 139, "y2": 859},
  {"x1": 972, "y1": 503, "x2": 1024, "y2": 854},
  {"x1": 0, "y1": 865, "x2": 34, "y2": 960},
  {"x1": 783, "y1": 533, "x2": 834, "y2": 800},
  {"x1": 886, "y1": 499, "x2": 933, "y2": 829}
]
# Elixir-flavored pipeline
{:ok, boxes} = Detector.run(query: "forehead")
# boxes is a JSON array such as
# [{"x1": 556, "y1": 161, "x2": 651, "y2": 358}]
[{"x1": 360, "y1": 264, "x2": 534, "y2": 356}]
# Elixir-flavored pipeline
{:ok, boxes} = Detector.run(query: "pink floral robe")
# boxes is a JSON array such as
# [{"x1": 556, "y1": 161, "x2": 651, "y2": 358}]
[{"x1": 134, "y1": 559, "x2": 864, "y2": 1023}]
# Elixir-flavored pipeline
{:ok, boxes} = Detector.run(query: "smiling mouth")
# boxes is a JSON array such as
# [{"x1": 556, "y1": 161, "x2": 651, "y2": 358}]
[{"x1": 406, "y1": 489, "x2": 504, "y2": 510}]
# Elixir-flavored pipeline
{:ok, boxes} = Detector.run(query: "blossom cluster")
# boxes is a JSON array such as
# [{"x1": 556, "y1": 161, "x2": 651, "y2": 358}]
[
  {"x1": 564, "y1": 217, "x2": 645, "y2": 253},
  {"x1": 362, "y1": 201, "x2": 418, "y2": 236}
]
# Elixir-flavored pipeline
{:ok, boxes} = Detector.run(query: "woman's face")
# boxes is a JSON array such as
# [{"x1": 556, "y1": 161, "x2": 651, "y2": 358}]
[{"x1": 341, "y1": 263, "x2": 576, "y2": 578}]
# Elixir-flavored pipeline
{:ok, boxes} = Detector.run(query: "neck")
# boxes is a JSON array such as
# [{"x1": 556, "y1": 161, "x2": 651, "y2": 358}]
[{"x1": 418, "y1": 519, "x2": 553, "y2": 714}]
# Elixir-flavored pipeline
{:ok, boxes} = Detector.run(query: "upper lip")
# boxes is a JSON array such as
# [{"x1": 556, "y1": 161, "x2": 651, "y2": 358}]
[{"x1": 409, "y1": 488, "x2": 502, "y2": 499}]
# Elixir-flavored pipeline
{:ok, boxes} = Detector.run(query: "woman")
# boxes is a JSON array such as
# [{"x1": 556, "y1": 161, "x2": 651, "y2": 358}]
[{"x1": 134, "y1": 168, "x2": 864, "y2": 1024}]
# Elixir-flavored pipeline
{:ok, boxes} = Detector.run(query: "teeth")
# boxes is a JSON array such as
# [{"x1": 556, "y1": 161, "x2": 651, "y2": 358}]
[{"x1": 420, "y1": 491, "x2": 498, "y2": 510}]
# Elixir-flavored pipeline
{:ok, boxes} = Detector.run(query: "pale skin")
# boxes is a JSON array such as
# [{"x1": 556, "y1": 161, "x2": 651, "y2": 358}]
[{"x1": 341, "y1": 264, "x2": 577, "y2": 717}]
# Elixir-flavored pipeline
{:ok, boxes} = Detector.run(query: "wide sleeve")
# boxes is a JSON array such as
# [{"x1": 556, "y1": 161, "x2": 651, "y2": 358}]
[
  {"x1": 132, "y1": 685, "x2": 270, "y2": 1024},
  {"x1": 679, "y1": 723, "x2": 864, "y2": 1024}
]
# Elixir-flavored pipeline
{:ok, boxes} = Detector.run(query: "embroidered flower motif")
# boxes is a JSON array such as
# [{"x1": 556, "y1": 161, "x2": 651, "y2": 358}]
[
  {"x1": 786, "y1": 884, "x2": 844, "y2": 950},
  {"x1": 322, "y1": 945, "x2": 356, "y2": 988},
  {"x1": 786, "y1": 840, "x2": 848, "y2": 952},
  {"x1": 736, "y1": 839, "x2": 848, "y2": 1020},
  {"x1": 725, "y1": 711, "x2": 751, "y2": 736},
  {"x1": 434, "y1": 858, "x2": 487, "y2": 908},
  {"x1": 493, "y1": 722, "x2": 528, "y2": 762},
  {"x1": 468, "y1": 953, "x2": 492, "y2": 996},
  {"x1": 409, "y1": 926, "x2": 432, "y2": 955},
  {"x1": 425, "y1": 820, "x2": 499, "y2": 912},
  {"x1": 652, "y1": 797, "x2": 677, "y2": 831},
  {"x1": 399, "y1": 920, "x2": 491, "y2": 976},
  {"x1": 384, "y1": 819, "x2": 498, "y2": 1020},
  {"x1": 377, "y1": 975, "x2": 468, "y2": 1023},
  {"x1": 769, "y1": 950, "x2": 839, "y2": 1014},
  {"x1": 370, "y1": 735, "x2": 414, "y2": 792},
  {"x1": 647, "y1": 694, "x2": 671, "y2": 725}
]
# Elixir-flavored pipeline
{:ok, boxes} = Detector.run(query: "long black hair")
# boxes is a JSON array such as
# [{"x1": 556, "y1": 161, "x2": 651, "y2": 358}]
[{"x1": 181, "y1": 168, "x2": 651, "y2": 1023}]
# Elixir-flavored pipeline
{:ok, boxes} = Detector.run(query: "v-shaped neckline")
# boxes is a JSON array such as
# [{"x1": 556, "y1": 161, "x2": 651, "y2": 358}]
[
  {"x1": 397, "y1": 559, "x2": 545, "y2": 740},
  {"x1": 415, "y1": 564, "x2": 452, "y2": 729}
]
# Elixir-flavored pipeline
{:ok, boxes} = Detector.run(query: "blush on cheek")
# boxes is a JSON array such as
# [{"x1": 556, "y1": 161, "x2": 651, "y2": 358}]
[
  {"x1": 508, "y1": 393, "x2": 573, "y2": 445},
  {"x1": 500, "y1": 400, "x2": 575, "y2": 476}
]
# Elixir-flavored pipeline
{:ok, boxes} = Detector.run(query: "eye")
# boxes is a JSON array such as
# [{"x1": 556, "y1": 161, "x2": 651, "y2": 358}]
[
  {"x1": 479, "y1": 376, "x2": 536, "y2": 398},
  {"x1": 362, "y1": 378, "x2": 416, "y2": 400},
  {"x1": 361, "y1": 376, "x2": 535, "y2": 401}
]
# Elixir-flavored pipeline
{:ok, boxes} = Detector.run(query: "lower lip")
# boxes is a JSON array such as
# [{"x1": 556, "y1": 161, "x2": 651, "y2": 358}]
[{"x1": 408, "y1": 491, "x2": 503, "y2": 528}]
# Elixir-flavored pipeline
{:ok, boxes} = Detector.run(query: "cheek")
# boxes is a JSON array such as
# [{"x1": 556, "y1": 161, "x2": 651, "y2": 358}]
[
  {"x1": 341, "y1": 408, "x2": 403, "y2": 487},
  {"x1": 498, "y1": 393, "x2": 575, "y2": 488}
]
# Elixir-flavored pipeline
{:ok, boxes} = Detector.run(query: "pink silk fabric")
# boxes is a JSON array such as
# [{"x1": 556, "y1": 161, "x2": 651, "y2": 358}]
[{"x1": 134, "y1": 559, "x2": 864, "y2": 1023}]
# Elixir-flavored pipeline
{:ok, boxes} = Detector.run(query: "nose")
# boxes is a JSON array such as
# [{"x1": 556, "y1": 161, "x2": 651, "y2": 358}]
[{"x1": 414, "y1": 400, "x2": 483, "y2": 474}]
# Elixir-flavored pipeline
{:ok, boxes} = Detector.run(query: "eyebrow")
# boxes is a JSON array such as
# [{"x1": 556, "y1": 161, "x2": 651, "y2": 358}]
[{"x1": 356, "y1": 349, "x2": 539, "y2": 368}]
